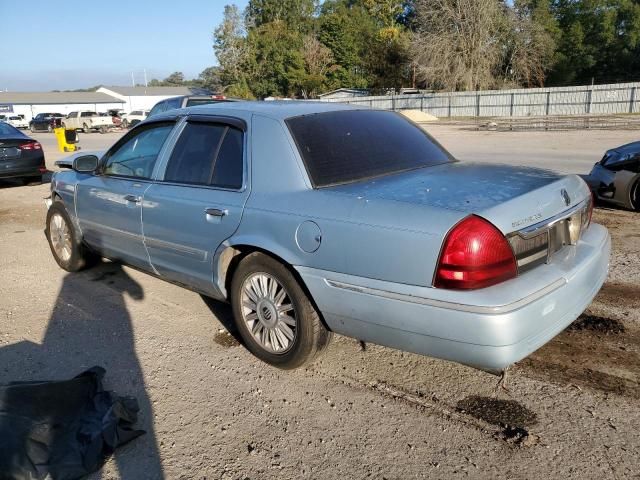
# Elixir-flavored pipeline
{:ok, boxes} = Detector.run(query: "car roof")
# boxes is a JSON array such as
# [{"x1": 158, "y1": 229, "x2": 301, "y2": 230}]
[{"x1": 158, "y1": 100, "x2": 361, "y2": 122}]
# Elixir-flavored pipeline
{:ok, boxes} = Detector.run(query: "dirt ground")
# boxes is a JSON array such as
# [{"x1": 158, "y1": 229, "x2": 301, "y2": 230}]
[{"x1": 0, "y1": 125, "x2": 639, "y2": 479}]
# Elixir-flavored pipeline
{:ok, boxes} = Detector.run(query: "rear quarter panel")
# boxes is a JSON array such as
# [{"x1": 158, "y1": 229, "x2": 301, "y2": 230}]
[{"x1": 231, "y1": 114, "x2": 465, "y2": 287}]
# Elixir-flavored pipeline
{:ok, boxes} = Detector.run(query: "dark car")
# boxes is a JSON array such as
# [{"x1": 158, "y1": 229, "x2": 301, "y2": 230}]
[
  {"x1": 582, "y1": 141, "x2": 640, "y2": 211},
  {"x1": 0, "y1": 122, "x2": 46, "y2": 183},
  {"x1": 29, "y1": 113, "x2": 64, "y2": 133},
  {"x1": 148, "y1": 94, "x2": 234, "y2": 118}
]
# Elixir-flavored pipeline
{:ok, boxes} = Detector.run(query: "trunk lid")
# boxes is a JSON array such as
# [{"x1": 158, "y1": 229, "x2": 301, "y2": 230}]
[
  {"x1": 0, "y1": 139, "x2": 33, "y2": 161},
  {"x1": 326, "y1": 161, "x2": 590, "y2": 234}
]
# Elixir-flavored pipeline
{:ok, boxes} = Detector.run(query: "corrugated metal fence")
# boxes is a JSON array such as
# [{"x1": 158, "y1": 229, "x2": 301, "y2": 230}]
[{"x1": 317, "y1": 82, "x2": 640, "y2": 118}]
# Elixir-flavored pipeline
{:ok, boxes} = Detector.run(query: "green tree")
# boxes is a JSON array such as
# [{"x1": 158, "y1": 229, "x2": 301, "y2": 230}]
[
  {"x1": 164, "y1": 71, "x2": 185, "y2": 85},
  {"x1": 246, "y1": 0, "x2": 317, "y2": 32},
  {"x1": 214, "y1": 4, "x2": 250, "y2": 91},
  {"x1": 318, "y1": 0, "x2": 378, "y2": 88},
  {"x1": 547, "y1": 0, "x2": 640, "y2": 85},
  {"x1": 245, "y1": 20, "x2": 307, "y2": 97},
  {"x1": 197, "y1": 66, "x2": 223, "y2": 91}
]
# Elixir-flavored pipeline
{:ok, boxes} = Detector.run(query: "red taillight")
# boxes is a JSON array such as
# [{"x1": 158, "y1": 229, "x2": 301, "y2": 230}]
[
  {"x1": 434, "y1": 216, "x2": 517, "y2": 290},
  {"x1": 19, "y1": 141, "x2": 42, "y2": 150}
]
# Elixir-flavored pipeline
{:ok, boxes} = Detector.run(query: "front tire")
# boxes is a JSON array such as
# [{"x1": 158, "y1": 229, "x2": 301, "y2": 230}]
[
  {"x1": 45, "y1": 201, "x2": 98, "y2": 272},
  {"x1": 230, "y1": 252, "x2": 332, "y2": 369},
  {"x1": 83, "y1": 123, "x2": 90, "y2": 134},
  {"x1": 632, "y1": 180, "x2": 640, "y2": 212}
]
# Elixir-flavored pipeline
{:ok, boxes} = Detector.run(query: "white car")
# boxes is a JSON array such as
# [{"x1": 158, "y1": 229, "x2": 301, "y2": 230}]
[
  {"x1": 121, "y1": 110, "x2": 149, "y2": 128},
  {"x1": 6, "y1": 116, "x2": 28, "y2": 129}
]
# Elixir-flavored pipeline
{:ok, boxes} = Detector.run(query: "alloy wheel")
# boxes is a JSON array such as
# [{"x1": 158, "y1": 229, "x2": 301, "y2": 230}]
[
  {"x1": 240, "y1": 273, "x2": 297, "y2": 354},
  {"x1": 50, "y1": 213, "x2": 72, "y2": 262}
]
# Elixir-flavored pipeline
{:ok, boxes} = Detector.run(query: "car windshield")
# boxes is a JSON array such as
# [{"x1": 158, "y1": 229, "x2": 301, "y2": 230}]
[{"x1": 286, "y1": 110, "x2": 453, "y2": 188}]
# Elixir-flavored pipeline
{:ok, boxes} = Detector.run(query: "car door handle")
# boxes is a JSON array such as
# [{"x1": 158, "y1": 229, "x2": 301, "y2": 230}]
[
  {"x1": 205, "y1": 207, "x2": 227, "y2": 217},
  {"x1": 124, "y1": 194, "x2": 141, "y2": 203}
]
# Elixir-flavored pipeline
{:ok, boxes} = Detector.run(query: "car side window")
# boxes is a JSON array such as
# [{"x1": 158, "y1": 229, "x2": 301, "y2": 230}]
[
  {"x1": 102, "y1": 122, "x2": 174, "y2": 179},
  {"x1": 166, "y1": 98, "x2": 182, "y2": 110},
  {"x1": 164, "y1": 122, "x2": 244, "y2": 189},
  {"x1": 212, "y1": 127, "x2": 243, "y2": 189},
  {"x1": 148, "y1": 102, "x2": 166, "y2": 117}
]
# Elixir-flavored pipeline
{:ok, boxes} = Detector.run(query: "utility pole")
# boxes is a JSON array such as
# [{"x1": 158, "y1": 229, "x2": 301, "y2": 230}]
[
  {"x1": 131, "y1": 72, "x2": 135, "y2": 87},
  {"x1": 144, "y1": 69, "x2": 148, "y2": 87}
]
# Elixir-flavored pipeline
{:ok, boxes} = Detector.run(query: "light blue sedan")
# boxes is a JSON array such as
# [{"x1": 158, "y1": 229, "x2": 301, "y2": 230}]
[{"x1": 45, "y1": 102, "x2": 610, "y2": 373}]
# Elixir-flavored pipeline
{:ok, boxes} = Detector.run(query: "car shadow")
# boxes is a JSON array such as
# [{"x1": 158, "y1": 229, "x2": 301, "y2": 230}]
[
  {"x1": 200, "y1": 294, "x2": 245, "y2": 346},
  {"x1": 0, "y1": 261, "x2": 165, "y2": 479}
]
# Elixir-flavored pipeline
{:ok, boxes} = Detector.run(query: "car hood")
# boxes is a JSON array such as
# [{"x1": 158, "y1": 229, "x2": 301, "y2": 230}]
[{"x1": 325, "y1": 161, "x2": 589, "y2": 233}]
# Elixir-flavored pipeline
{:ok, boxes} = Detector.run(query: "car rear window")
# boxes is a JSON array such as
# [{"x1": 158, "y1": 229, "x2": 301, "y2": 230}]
[
  {"x1": 0, "y1": 123, "x2": 19, "y2": 135},
  {"x1": 286, "y1": 110, "x2": 452, "y2": 188},
  {"x1": 185, "y1": 98, "x2": 220, "y2": 107}
]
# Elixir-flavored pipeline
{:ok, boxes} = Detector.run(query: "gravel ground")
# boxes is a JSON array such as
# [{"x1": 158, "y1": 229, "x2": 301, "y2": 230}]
[{"x1": 0, "y1": 125, "x2": 639, "y2": 479}]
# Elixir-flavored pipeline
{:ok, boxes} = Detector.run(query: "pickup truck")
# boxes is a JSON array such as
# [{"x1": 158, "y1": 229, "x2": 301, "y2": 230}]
[{"x1": 62, "y1": 111, "x2": 113, "y2": 134}]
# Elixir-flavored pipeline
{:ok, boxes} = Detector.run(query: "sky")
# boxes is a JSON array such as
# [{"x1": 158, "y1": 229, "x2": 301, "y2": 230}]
[{"x1": 0, "y1": 0, "x2": 249, "y2": 92}]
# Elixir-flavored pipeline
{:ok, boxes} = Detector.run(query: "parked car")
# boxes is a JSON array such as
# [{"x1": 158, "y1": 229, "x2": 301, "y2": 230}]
[
  {"x1": 121, "y1": 110, "x2": 149, "y2": 128},
  {"x1": 582, "y1": 141, "x2": 640, "y2": 211},
  {"x1": 148, "y1": 94, "x2": 232, "y2": 118},
  {"x1": 62, "y1": 111, "x2": 113, "y2": 134},
  {"x1": 45, "y1": 102, "x2": 609, "y2": 373},
  {"x1": 0, "y1": 122, "x2": 46, "y2": 183},
  {"x1": 6, "y1": 115, "x2": 29, "y2": 129},
  {"x1": 29, "y1": 113, "x2": 64, "y2": 133}
]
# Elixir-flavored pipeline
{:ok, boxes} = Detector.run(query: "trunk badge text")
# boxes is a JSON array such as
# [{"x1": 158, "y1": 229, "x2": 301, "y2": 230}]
[{"x1": 512, "y1": 213, "x2": 543, "y2": 229}]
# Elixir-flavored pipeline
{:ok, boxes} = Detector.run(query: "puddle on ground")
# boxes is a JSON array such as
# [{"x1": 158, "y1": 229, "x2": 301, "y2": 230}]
[
  {"x1": 568, "y1": 314, "x2": 625, "y2": 335},
  {"x1": 213, "y1": 331, "x2": 240, "y2": 348},
  {"x1": 456, "y1": 396, "x2": 537, "y2": 428}
]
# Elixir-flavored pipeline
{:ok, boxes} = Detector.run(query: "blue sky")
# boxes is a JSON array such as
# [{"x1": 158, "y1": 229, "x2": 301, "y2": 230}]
[{"x1": 0, "y1": 0, "x2": 249, "y2": 91}]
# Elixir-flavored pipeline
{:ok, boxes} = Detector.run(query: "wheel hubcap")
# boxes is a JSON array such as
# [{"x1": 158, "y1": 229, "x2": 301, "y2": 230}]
[
  {"x1": 50, "y1": 213, "x2": 72, "y2": 262},
  {"x1": 241, "y1": 273, "x2": 297, "y2": 354}
]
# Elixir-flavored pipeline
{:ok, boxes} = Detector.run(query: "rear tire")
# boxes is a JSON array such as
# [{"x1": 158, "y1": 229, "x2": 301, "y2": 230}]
[
  {"x1": 46, "y1": 201, "x2": 99, "y2": 272},
  {"x1": 230, "y1": 252, "x2": 332, "y2": 369},
  {"x1": 632, "y1": 180, "x2": 640, "y2": 212},
  {"x1": 83, "y1": 123, "x2": 90, "y2": 134}
]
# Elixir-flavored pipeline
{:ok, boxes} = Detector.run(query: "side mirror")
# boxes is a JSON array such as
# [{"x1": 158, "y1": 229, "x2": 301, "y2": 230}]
[{"x1": 72, "y1": 155, "x2": 99, "y2": 173}]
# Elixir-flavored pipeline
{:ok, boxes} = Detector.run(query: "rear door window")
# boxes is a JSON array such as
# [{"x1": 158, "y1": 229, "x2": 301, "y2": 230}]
[{"x1": 164, "y1": 121, "x2": 244, "y2": 189}]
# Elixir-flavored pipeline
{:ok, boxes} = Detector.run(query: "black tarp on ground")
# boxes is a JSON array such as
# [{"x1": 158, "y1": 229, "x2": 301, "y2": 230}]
[{"x1": 0, "y1": 367, "x2": 144, "y2": 480}]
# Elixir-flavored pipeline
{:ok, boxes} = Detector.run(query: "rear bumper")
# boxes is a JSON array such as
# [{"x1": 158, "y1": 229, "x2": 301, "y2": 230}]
[
  {"x1": 297, "y1": 224, "x2": 610, "y2": 371},
  {"x1": 0, "y1": 158, "x2": 46, "y2": 178}
]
